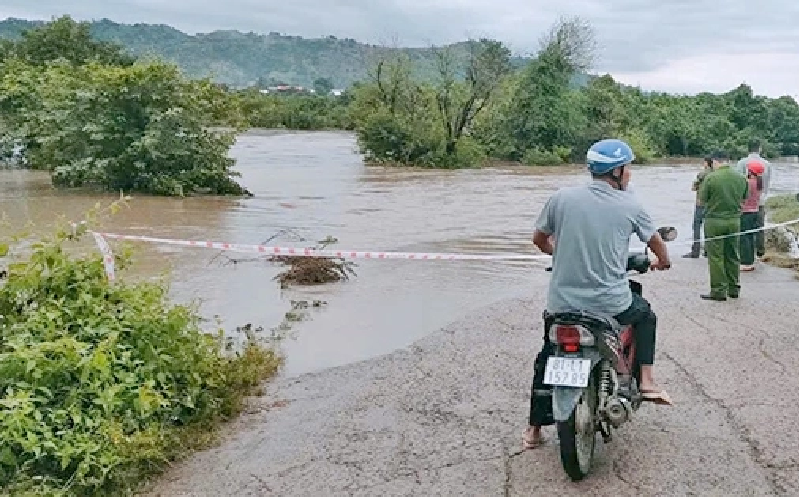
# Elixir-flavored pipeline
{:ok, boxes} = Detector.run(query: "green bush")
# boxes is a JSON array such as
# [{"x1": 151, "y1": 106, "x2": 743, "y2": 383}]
[
  {"x1": 419, "y1": 137, "x2": 486, "y2": 169},
  {"x1": 619, "y1": 128, "x2": 657, "y2": 164},
  {"x1": 355, "y1": 108, "x2": 440, "y2": 165},
  {"x1": 0, "y1": 204, "x2": 282, "y2": 495},
  {"x1": 522, "y1": 147, "x2": 566, "y2": 166},
  {"x1": 237, "y1": 91, "x2": 353, "y2": 130},
  {"x1": 0, "y1": 60, "x2": 247, "y2": 196}
]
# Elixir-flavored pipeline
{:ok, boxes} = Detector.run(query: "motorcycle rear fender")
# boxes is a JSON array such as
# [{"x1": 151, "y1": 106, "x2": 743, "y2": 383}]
[{"x1": 552, "y1": 348, "x2": 603, "y2": 422}]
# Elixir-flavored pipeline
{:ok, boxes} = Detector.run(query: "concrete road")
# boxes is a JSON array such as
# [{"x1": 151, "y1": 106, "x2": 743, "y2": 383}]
[{"x1": 147, "y1": 258, "x2": 799, "y2": 496}]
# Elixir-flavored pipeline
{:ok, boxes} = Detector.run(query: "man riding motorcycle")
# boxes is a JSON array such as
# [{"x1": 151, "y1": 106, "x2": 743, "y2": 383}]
[{"x1": 523, "y1": 138, "x2": 673, "y2": 450}]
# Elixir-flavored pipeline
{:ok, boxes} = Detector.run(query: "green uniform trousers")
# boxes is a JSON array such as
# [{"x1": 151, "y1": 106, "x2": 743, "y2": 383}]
[{"x1": 704, "y1": 216, "x2": 741, "y2": 298}]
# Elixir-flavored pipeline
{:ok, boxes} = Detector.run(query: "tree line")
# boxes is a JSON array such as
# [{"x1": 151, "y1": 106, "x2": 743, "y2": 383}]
[
  {"x1": 344, "y1": 19, "x2": 799, "y2": 168},
  {"x1": 2, "y1": 15, "x2": 798, "y2": 196},
  {"x1": 224, "y1": 17, "x2": 799, "y2": 168}
]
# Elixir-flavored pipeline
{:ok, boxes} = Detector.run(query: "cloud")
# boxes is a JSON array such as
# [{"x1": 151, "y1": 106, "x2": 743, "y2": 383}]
[
  {"x1": 614, "y1": 52, "x2": 799, "y2": 98},
  {"x1": 1, "y1": 0, "x2": 797, "y2": 96}
]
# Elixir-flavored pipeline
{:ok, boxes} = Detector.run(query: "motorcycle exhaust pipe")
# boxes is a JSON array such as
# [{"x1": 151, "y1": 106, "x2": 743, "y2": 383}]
[{"x1": 604, "y1": 398, "x2": 632, "y2": 428}]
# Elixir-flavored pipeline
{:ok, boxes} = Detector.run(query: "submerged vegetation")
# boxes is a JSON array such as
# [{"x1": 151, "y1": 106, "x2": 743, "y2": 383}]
[{"x1": 271, "y1": 236, "x2": 358, "y2": 288}]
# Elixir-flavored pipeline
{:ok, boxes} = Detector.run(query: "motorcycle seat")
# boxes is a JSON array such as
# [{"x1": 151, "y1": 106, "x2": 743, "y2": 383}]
[{"x1": 543, "y1": 309, "x2": 622, "y2": 335}]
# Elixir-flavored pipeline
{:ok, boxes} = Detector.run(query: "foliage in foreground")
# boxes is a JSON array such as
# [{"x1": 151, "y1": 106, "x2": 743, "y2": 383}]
[{"x1": 0, "y1": 205, "x2": 282, "y2": 495}]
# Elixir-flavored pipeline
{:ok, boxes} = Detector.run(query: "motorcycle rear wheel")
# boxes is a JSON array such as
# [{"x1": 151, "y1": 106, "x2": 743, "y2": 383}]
[{"x1": 557, "y1": 372, "x2": 598, "y2": 481}]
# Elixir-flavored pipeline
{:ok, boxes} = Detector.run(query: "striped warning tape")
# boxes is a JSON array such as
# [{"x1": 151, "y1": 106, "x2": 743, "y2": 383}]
[{"x1": 78, "y1": 215, "x2": 799, "y2": 281}]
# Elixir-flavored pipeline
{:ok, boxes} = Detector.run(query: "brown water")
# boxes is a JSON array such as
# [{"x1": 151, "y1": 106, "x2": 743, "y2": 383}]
[{"x1": 1, "y1": 130, "x2": 796, "y2": 376}]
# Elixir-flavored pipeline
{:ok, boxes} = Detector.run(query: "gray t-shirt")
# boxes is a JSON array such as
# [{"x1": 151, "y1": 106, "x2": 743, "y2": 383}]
[{"x1": 535, "y1": 181, "x2": 657, "y2": 316}]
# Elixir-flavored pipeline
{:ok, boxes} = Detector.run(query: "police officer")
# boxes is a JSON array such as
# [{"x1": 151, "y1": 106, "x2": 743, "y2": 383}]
[{"x1": 698, "y1": 151, "x2": 749, "y2": 301}]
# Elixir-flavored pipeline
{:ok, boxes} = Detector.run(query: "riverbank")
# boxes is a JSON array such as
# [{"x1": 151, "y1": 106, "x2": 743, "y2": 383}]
[
  {"x1": 763, "y1": 193, "x2": 799, "y2": 276},
  {"x1": 363, "y1": 156, "x2": 711, "y2": 171},
  {"x1": 146, "y1": 256, "x2": 799, "y2": 496}
]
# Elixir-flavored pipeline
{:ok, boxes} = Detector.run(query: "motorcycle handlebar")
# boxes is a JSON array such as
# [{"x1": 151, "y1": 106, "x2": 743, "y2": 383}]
[{"x1": 540, "y1": 226, "x2": 675, "y2": 273}]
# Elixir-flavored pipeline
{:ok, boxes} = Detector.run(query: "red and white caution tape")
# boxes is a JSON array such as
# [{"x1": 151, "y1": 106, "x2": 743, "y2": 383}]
[
  {"x1": 90, "y1": 232, "x2": 552, "y2": 280},
  {"x1": 86, "y1": 213, "x2": 799, "y2": 281},
  {"x1": 678, "y1": 217, "x2": 799, "y2": 245}
]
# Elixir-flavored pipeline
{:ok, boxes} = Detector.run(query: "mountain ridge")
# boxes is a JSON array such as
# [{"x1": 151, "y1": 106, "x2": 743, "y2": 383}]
[{"x1": 0, "y1": 17, "x2": 536, "y2": 88}]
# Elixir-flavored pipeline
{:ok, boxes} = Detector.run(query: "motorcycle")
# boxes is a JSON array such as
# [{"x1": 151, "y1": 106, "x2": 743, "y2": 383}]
[{"x1": 542, "y1": 226, "x2": 677, "y2": 481}]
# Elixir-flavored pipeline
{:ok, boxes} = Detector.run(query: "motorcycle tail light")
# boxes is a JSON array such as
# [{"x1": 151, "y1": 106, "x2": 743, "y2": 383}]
[{"x1": 549, "y1": 324, "x2": 596, "y2": 351}]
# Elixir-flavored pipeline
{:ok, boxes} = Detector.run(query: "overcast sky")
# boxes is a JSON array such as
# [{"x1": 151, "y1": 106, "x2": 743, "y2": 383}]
[{"x1": 1, "y1": 0, "x2": 797, "y2": 97}]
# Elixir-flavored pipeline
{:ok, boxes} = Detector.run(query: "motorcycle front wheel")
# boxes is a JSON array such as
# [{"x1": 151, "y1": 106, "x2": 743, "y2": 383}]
[{"x1": 556, "y1": 371, "x2": 598, "y2": 481}]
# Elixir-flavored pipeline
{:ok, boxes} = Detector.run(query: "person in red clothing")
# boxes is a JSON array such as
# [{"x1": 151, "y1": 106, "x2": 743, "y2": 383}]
[{"x1": 740, "y1": 161, "x2": 765, "y2": 271}]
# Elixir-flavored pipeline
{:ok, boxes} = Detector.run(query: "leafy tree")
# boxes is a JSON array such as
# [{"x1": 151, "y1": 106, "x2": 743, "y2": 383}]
[
  {"x1": 313, "y1": 76, "x2": 334, "y2": 95},
  {"x1": 12, "y1": 15, "x2": 134, "y2": 67},
  {"x1": 0, "y1": 61, "x2": 246, "y2": 195},
  {"x1": 0, "y1": 39, "x2": 12, "y2": 63},
  {"x1": 432, "y1": 39, "x2": 512, "y2": 156},
  {"x1": 768, "y1": 96, "x2": 799, "y2": 155},
  {"x1": 503, "y1": 17, "x2": 595, "y2": 161}
]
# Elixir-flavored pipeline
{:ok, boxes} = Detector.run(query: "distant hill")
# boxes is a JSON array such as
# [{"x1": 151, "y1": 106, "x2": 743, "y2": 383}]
[{"x1": 0, "y1": 17, "x2": 535, "y2": 88}]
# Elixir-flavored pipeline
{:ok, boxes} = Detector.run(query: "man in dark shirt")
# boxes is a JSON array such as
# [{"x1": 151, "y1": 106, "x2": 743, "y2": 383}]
[{"x1": 683, "y1": 157, "x2": 714, "y2": 258}]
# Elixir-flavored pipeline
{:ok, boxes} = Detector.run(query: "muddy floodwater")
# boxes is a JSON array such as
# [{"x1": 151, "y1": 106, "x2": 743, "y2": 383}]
[{"x1": 1, "y1": 130, "x2": 797, "y2": 376}]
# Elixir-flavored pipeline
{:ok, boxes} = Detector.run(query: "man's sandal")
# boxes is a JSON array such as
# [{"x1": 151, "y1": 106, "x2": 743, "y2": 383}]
[
  {"x1": 641, "y1": 389, "x2": 673, "y2": 406},
  {"x1": 522, "y1": 427, "x2": 545, "y2": 450}
]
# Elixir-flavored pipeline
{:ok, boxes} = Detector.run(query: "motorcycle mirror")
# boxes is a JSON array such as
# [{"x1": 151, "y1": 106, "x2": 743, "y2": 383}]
[{"x1": 657, "y1": 226, "x2": 678, "y2": 242}]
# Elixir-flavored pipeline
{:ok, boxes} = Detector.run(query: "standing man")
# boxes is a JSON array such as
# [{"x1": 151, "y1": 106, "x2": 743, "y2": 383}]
[
  {"x1": 683, "y1": 157, "x2": 714, "y2": 258},
  {"x1": 699, "y1": 151, "x2": 749, "y2": 301},
  {"x1": 735, "y1": 140, "x2": 771, "y2": 257}
]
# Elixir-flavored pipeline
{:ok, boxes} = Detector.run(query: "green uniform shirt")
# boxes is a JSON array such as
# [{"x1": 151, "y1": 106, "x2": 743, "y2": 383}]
[{"x1": 698, "y1": 165, "x2": 749, "y2": 219}]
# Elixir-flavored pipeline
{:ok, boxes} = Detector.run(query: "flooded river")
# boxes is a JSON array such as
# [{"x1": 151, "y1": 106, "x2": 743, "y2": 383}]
[{"x1": 1, "y1": 130, "x2": 796, "y2": 376}]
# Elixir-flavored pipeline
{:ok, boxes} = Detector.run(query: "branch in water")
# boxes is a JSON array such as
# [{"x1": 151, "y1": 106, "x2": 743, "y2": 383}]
[{"x1": 207, "y1": 230, "x2": 357, "y2": 287}]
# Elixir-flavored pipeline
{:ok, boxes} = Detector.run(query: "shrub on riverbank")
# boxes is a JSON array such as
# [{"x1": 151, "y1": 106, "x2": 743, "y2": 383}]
[
  {"x1": 0, "y1": 207, "x2": 281, "y2": 495},
  {"x1": 237, "y1": 89, "x2": 354, "y2": 130},
  {"x1": 763, "y1": 194, "x2": 799, "y2": 276},
  {"x1": 765, "y1": 194, "x2": 799, "y2": 224}
]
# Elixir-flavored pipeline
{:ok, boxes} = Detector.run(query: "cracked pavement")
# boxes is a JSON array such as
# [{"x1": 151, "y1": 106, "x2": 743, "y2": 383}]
[{"x1": 146, "y1": 257, "x2": 799, "y2": 496}]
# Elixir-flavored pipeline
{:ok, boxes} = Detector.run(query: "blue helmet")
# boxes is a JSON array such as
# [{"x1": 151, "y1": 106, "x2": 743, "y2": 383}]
[{"x1": 586, "y1": 139, "x2": 635, "y2": 175}]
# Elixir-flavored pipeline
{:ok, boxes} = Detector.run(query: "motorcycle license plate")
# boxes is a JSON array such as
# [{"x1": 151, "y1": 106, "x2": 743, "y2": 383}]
[{"x1": 543, "y1": 357, "x2": 591, "y2": 387}]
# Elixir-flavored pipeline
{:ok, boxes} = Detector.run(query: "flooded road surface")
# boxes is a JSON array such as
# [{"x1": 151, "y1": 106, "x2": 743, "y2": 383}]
[{"x1": 1, "y1": 130, "x2": 796, "y2": 376}]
